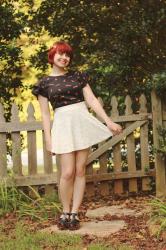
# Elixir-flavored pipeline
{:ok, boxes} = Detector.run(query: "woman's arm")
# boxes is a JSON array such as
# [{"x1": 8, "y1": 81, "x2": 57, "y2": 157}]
[
  {"x1": 38, "y1": 95, "x2": 52, "y2": 152},
  {"x1": 83, "y1": 84, "x2": 122, "y2": 135}
]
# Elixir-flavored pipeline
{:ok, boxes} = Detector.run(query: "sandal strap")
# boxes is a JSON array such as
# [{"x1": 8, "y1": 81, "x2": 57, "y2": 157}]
[
  {"x1": 62, "y1": 212, "x2": 71, "y2": 216},
  {"x1": 71, "y1": 212, "x2": 78, "y2": 216},
  {"x1": 70, "y1": 212, "x2": 79, "y2": 221},
  {"x1": 60, "y1": 212, "x2": 71, "y2": 219}
]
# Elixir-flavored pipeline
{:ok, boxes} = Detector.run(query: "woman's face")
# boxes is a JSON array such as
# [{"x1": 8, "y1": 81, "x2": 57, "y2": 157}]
[{"x1": 53, "y1": 51, "x2": 70, "y2": 68}]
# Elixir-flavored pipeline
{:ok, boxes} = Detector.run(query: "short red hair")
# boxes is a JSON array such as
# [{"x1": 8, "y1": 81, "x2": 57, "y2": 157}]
[{"x1": 48, "y1": 41, "x2": 73, "y2": 65}]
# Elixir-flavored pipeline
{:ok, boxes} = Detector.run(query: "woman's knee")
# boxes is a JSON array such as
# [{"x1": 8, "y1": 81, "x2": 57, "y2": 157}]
[
  {"x1": 61, "y1": 170, "x2": 75, "y2": 180},
  {"x1": 59, "y1": 152, "x2": 76, "y2": 181},
  {"x1": 75, "y1": 166, "x2": 86, "y2": 177}
]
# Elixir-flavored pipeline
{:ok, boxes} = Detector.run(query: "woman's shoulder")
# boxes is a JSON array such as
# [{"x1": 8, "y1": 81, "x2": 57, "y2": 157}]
[
  {"x1": 36, "y1": 75, "x2": 48, "y2": 83},
  {"x1": 71, "y1": 70, "x2": 89, "y2": 79},
  {"x1": 36, "y1": 75, "x2": 55, "y2": 85}
]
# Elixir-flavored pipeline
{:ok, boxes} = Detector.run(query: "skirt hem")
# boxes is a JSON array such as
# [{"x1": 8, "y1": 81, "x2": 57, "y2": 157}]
[{"x1": 51, "y1": 135, "x2": 112, "y2": 154}]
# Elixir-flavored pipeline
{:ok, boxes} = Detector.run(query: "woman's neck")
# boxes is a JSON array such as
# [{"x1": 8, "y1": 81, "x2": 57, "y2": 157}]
[{"x1": 50, "y1": 65, "x2": 68, "y2": 76}]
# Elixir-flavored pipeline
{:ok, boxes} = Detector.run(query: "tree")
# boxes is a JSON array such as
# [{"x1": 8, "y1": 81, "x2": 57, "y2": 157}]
[
  {"x1": 29, "y1": 0, "x2": 166, "y2": 108},
  {"x1": 0, "y1": 0, "x2": 165, "y2": 114},
  {"x1": 0, "y1": 0, "x2": 25, "y2": 120}
]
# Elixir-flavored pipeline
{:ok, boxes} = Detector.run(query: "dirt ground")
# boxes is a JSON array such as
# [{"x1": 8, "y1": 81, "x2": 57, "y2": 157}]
[
  {"x1": 80, "y1": 194, "x2": 166, "y2": 250},
  {"x1": 1, "y1": 194, "x2": 166, "y2": 250}
]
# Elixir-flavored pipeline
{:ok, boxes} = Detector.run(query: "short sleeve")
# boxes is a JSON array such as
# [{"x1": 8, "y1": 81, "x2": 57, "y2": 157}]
[
  {"x1": 32, "y1": 78, "x2": 48, "y2": 99},
  {"x1": 79, "y1": 72, "x2": 91, "y2": 88}
]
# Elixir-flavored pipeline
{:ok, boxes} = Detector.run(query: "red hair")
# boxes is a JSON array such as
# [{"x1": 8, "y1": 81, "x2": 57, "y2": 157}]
[{"x1": 48, "y1": 41, "x2": 73, "y2": 65}]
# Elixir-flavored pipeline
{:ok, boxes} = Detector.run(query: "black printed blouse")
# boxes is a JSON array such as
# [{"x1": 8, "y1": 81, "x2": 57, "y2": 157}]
[{"x1": 32, "y1": 71, "x2": 90, "y2": 110}]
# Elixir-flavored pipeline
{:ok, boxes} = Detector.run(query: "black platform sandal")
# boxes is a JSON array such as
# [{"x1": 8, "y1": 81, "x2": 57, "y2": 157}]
[
  {"x1": 69, "y1": 212, "x2": 80, "y2": 230},
  {"x1": 57, "y1": 212, "x2": 71, "y2": 230}
]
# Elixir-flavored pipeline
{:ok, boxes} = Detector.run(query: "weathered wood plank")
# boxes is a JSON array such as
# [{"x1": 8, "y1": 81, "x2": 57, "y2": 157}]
[
  {"x1": 0, "y1": 169, "x2": 155, "y2": 187},
  {"x1": 86, "y1": 169, "x2": 155, "y2": 182},
  {"x1": 27, "y1": 103, "x2": 37, "y2": 175},
  {"x1": 42, "y1": 131, "x2": 53, "y2": 195},
  {"x1": 26, "y1": 103, "x2": 39, "y2": 197},
  {"x1": 98, "y1": 152, "x2": 110, "y2": 195},
  {"x1": 125, "y1": 96, "x2": 137, "y2": 192},
  {"x1": 0, "y1": 103, "x2": 7, "y2": 177},
  {"x1": 151, "y1": 90, "x2": 166, "y2": 197},
  {"x1": 111, "y1": 96, "x2": 123, "y2": 194},
  {"x1": 139, "y1": 94, "x2": 151, "y2": 191},
  {"x1": 85, "y1": 147, "x2": 95, "y2": 197},
  {"x1": 113, "y1": 144, "x2": 123, "y2": 194},
  {"x1": 11, "y1": 104, "x2": 22, "y2": 176},
  {"x1": 97, "y1": 98, "x2": 110, "y2": 196},
  {"x1": 162, "y1": 101, "x2": 166, "y2": 121}
]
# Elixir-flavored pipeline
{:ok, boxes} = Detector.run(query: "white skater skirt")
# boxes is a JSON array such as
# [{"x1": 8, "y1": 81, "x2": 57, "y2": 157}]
[{"x1": 51, "y1": 101, "x2": 113, "y2": 154}]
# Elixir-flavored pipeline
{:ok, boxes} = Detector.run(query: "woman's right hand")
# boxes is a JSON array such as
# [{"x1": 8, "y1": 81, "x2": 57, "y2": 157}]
[{"x1": 46, "y1": 141, "x2": 56, "y2": 156}]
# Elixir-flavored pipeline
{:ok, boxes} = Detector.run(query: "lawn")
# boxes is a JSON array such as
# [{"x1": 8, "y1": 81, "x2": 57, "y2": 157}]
[
  {"x1": 0, "y1": 186, "x2": 165, "y2": 250},
  {"x1": 0, "y1": 221, "x2": 134, "y2": 250}
]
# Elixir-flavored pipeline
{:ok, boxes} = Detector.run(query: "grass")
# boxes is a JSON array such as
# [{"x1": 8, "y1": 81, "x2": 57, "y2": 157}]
[
  {"x1": 0, "y1": 222, "x2": 82, "y2": 250},
  {"x1": 0, "y1": 222, "x2": 134, "y2": 250},
  {"x1": 0, "y1": 181, "x2": 61, "y2": 220},
  {"x1": 149, "y1": 197, "x2": 166, "y2": 237}
]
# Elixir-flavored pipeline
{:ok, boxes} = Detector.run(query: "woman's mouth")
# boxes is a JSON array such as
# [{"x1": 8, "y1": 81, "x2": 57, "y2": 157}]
[{"x1": 59, "y1": 60, "x2": 67, "y2": 64}]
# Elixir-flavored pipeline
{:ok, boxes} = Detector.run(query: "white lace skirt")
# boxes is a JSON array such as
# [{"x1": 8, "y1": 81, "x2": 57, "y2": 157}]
[{"x1": 51, "y1": 101, "x2": 112, "y2": 154}]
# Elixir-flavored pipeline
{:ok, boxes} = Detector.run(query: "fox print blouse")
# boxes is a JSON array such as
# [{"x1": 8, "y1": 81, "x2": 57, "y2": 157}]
[{"x1": 32, "y1": 71, "x2": 90, "y2": 109}]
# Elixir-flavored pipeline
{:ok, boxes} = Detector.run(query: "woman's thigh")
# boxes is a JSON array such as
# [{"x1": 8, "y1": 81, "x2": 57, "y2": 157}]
[
  {"x1": 75, "y1": 148, "x2": 90, "y2": 176},
  {"x1": 58, "y1": 152, "x2": 76, "y2": 178}
]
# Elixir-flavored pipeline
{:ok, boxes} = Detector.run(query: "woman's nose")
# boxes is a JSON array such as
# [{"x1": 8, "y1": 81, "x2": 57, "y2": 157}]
[{"x1": 62, "y1": 54, "x2": 69, "y2": 59}]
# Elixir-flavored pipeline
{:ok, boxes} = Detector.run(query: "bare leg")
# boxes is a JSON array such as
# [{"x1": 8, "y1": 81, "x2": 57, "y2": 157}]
[
  {"x1": 71, "y1": 148, "x2": 90, "y2": 214},
  {"x1": 59, "y1": 152, "x2": 76, "y2": 213}
]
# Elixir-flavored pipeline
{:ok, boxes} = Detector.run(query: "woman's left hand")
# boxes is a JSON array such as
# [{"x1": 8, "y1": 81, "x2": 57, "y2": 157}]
[{"x1": 106, "y1": 118, "x2": 123, "y2": 135}]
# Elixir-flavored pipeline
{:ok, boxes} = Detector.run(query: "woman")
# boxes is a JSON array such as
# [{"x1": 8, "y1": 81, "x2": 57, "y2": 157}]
[{"x1": 32, "y1": 41, "x2": 122, "y2": 230}]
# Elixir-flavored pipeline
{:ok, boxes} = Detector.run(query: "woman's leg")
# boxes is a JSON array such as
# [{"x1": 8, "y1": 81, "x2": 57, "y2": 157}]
[
  {"x1": 71, "y1": 148, "x2": 90, "y2": 213},
  {"x1": 59, "y1": 152, "x2": 76, "y2": 213}
]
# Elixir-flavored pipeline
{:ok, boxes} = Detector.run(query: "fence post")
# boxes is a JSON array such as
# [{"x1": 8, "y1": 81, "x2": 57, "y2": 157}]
[
  {"x1": 42, "y1": 130, "x2": 54, "y2": 196},
  {"x1": 11, "y1": 103, "x2": 22, "y2": 176},
  {"x1": 139, "y1": 94, "x2": 151, "y2": 191},
  {"x1": 151, "y1": 90, "x2": 166, "y2": 197},
  {"x1": 111, "y1": 96, "x2": 123, "y2": 194},
  {"x1": 125, "y1": 95, "x2": 137, "y2": 192},
  {"x1": 27, "y1": 103, "x2": 37, "y2": 175},
  {"x1": 0, "y1": 103, "x2": 7, "y2": 177},
  {"x1": 98, "y1": 98, "x2": 110, "y2": 196}
]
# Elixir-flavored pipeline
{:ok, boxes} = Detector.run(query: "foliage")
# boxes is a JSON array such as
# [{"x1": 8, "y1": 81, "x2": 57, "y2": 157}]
[
  {"x1": 149, "y1": 197, "x2": 166, "y2": 237},
  {"x1": 29, "y1": 0, "x2": 165, "y2": 105},
  {"x1": 0, "y1": 180, "x2": 61, "y2": 220},
  {"x1": 1, "y1": 0, "x2": 165, "y2": 117},
  {"x1": 148, "y1": 72, "x2": 166, "y2": 99},
  {"x1": 0, "y1": 1, "x2": 25, "y2": 120}
]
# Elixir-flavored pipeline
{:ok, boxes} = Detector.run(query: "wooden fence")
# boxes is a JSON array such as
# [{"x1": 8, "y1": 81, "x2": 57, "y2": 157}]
[{"x1": 0, "y1": 91, "x2": 165, "y2": 197}]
